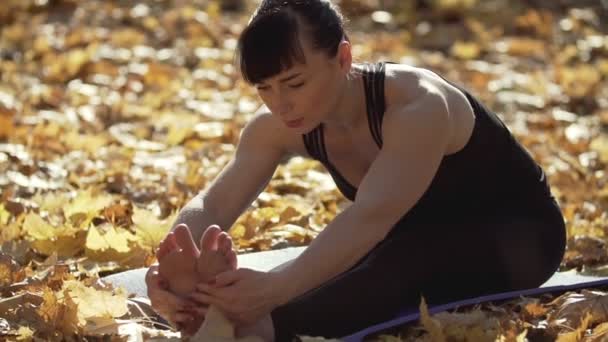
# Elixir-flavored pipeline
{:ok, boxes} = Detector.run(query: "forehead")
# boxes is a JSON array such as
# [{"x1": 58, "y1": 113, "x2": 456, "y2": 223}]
[{"x1": 260, "y1": 45, "x2": 327, "y2": 83}]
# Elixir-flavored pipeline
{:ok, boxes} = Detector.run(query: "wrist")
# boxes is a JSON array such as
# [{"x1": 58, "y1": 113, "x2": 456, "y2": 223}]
[{"x1": 271, "y1": 268, "x2": 297, "y2": 306}]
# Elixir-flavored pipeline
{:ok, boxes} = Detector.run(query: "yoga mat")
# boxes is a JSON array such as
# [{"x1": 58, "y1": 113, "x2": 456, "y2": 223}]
[
  {"x1": 103, "y1": 247, "x2": 608, "y2": 340},
  {"x1": 341, "y1": 271, "x2": 608, "y2": 342},
  {"x1": 103, "y1": 246, "x2": 307, "y2": 298}
]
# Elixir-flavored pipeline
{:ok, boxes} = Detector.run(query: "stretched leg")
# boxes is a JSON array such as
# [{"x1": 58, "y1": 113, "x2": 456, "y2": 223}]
[{"x1": 269, "y1": 211, "x2": 565, "y2": 340}]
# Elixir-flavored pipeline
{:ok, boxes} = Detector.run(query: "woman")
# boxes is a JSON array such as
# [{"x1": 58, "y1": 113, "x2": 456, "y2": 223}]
[{"x1": 140, "y1": 0, "x2": 567, "y2": 340}]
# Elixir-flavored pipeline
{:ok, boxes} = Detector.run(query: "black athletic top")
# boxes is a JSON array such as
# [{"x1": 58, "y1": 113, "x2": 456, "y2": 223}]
[{"x1": 302, "y1": 62, "x2": 552, "y2": 221}]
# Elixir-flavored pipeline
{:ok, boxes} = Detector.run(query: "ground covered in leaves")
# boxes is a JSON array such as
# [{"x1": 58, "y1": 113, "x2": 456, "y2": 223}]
[{"x1": 0, "y1": 0, "x2": 607, "y2": 340}]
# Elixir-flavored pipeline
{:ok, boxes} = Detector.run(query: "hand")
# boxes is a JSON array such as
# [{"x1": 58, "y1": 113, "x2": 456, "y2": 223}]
[
  {"x1": 188, "y1": 268, "x2": 288, "y2": 325},
  {"x1": 145, "y1": 264, "x2": 208, "y2": 332}
]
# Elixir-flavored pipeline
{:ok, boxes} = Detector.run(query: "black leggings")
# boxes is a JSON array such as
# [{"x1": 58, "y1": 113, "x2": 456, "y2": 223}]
[{"x1": 270, "y1": 198, "x2": 566, "y2": 340}]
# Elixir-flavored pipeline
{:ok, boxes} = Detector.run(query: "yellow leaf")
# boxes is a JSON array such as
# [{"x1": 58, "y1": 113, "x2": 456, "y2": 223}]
[
  {"x1": 590, "y1": 134, "x2": 608, "y2": 163},
  {"x1": 31, "y1": 191, "x2": 71, "y2": 215},
  {"x1": 62, "y1": 280, "x2": 128, "y2": 323},
  {"x1": 63, "y1": 131, "x2": 109, "y2": 155},
  {"x1": 419, "y1": 296, "x2": 446, "y2": 342},
  {"x1": 85, "y1": 225, "x2": 135, "y2": 254},
  {"x1": 16, "y1": 326, "x2": 34, "y2": 341},
  {"x1": 23, "y1": 213, "x2": 85, "y2": 256},
  {"x1": 450, "y1": 41, "x2": 481, "y2": 60},
  {"x1": 0, "y1": 203, "x2": 9, "y2": 225},
  {"x1": 22, "y1": 213, "x2": 56, "y2": 240},
  {"x1": 133, "y1": 208, "x2": 176, "y2": 253},
  {"x1": 556, "y1": 312, "x2": 592, "y2": 342},
  {"x1": 64, "y1": 189, "x2": 113, "y2": 226},
  {"x1": 30, "y1": 232, "x2": 86, "y2": 258},
  {"x1": 590, "y1": 321, "x2": 608, "y2": 339}
]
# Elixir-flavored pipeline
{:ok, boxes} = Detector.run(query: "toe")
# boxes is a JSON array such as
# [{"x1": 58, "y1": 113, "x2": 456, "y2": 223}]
[
  {"x1": 219, "y1": 233, "x2": 232, "y2": 254},
  {"x1": 199, "y1": 225, "x2": 222, "y2": 252},
  {"x1": 219, "y1": 234, "x2": 237, "y2": 269},
  {"x1": 174, "y1": 224, "x2": 200, "y2": 257},
  {"x1": 217, "y1": 232, "x2": 229, "y2": 251},
  {"x1": 157, "y1": 232, "x2": 177, "y2": 260}
]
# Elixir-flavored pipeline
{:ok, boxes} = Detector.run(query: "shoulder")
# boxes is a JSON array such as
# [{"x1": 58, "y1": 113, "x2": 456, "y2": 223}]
[
  {"x1": 383, "y1": 63, "x2": 449, "y2": 107},
  {"x1": 381, "y1": 64, "x2": 451, "y2": 149},
  {"x1": 240, "y1": 106, "x2": 306, "y2": 158}
]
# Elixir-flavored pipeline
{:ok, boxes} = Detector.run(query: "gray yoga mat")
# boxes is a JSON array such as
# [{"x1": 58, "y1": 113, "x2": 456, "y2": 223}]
[{"x1": 103, "y1": 246, "x2": 306, "y2": 298}]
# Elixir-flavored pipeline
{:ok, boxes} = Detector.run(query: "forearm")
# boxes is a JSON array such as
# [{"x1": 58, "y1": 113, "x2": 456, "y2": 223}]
[
  {"x1": 276, "y1": 206, "x2": 389, "y2": 303},
  {"x1": 170, "y1": 192, "x2": 229, "y2": 246}
]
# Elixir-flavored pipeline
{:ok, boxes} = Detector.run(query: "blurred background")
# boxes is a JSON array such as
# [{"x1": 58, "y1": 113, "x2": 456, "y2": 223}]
[{"x1": 0, "y1": 0, "x2": 608, "y2": 340}]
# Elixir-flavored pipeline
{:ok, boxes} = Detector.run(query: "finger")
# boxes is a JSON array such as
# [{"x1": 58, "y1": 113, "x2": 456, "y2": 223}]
[
  {"x1": 191, "y1": 306, "x2": 208, "y2": 317},
  {"x1": 199, "y1": 224, "x2": 222, "y2": 251},
  {"x1": 173, "y1": 224, "x2": 199, "y2": 257},
  {"x1": 152, "y1": 287, "x2": 190, "y2": 312},
  {"x1": 174, "y1": 312, "x2": 195, "y2": 324},
  {"x1": 214, "y1": 269, "x2": 240, "y2": 287},
  {"x1": 179, "y1": 304, "x2": 208, "y2": 318},
  {"x1": 188, "y1": 290, "x2": 215, "y2": 305}
]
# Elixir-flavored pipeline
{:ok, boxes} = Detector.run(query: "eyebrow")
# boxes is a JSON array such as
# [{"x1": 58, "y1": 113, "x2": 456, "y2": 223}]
[
  {"x1": 256, "y1": 72, "x2": 302, "y2": 86},
  {"x1": 279, "y1": 73, "x2": 302, "y2": 83}
]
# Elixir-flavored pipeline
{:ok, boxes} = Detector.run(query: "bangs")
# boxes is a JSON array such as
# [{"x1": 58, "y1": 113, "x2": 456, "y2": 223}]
[{"x1": 237, "y1": 10, "x2": 306, "y2": 84}]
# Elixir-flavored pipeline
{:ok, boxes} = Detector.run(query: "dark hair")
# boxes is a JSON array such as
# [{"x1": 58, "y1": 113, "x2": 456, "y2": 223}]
[{"x1": 236, "y1": 0, "x2": 349, "y2": 84}]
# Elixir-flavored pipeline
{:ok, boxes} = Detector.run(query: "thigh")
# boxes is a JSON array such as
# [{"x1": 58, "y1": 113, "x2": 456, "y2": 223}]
[{"x1": 270, "y1": 212, "x2": 565, "y2": 340}]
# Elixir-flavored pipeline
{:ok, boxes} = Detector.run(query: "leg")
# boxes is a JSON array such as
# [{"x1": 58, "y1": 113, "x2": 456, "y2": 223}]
[
  {"x1": 270, "y1": 211, "x2": 566, "y2": 340},
  {"x1": 235, "y1": 315, "x2": 275, "y2": 341}
]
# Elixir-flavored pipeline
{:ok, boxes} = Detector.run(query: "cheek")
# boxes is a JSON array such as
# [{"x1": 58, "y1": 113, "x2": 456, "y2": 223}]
[
  {"x1": 257, "y1": 91, "x2": 271, "y2": 107},
  {"x1": 305, "y1": 82, "x2": 332, "y2": 111}
]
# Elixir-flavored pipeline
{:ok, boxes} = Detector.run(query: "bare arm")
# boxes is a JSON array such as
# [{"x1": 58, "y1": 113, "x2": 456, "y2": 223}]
[{"x1": 169, "y1": 112, "x2": 287, "y2": 245}]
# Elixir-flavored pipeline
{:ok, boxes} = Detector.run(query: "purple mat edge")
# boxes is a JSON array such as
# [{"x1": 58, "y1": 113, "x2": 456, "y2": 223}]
[{"x1": 341, "y1": 277, "x2": 608, "y2": 342}]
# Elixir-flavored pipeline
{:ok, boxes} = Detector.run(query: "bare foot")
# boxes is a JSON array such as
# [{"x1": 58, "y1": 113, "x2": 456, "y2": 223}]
[{"x1": 158, "y1": 224, "x2": 237, "y2": 334}]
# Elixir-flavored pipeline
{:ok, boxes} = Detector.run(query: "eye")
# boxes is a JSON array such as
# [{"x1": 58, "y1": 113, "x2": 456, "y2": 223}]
[
  {"x1": 256, "y1": 85, "x2": 270, "y2": 91},
  {"x1": 288, "y1": 82, "x2": 305, "y2": 89}
]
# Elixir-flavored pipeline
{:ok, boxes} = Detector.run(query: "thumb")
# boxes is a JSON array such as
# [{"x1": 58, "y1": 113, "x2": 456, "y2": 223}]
[{"x1": 213, "y1": 269, "x2": 242, "y2": 287}]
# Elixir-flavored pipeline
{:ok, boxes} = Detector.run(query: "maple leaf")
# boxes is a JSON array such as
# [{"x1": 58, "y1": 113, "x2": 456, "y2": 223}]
[
  {"x1": 22, "y1": 213, "x2": 86, "y2": 257},
  {"x1": 63, "y1": 189, "x2": 114, "y2": 228},
  {"x1": 61, "y1": 280, "x2": 128, "y2": 325},
  {"x1": 85, "y1": 225, "x2": 135, "y2": 254},
  {"x1": 132, "y1": 207, "x2": 176, "y2": 254},
  {"x1": 37, "y1": 286, "x2": 80, "y2": 335}
]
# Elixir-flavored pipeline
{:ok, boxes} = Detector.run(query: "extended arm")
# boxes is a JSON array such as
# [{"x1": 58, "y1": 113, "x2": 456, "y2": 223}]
[{"x1": 169, "y1": 112, "x2": 287, "y2": 245}]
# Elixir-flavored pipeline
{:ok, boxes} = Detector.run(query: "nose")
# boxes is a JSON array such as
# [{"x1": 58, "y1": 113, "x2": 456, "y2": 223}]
[
  {"x1": 272, "y1": 93, "x2": 292, "y2": 117},
  {"x1": 276, "y1": 101, "x2": 292, "y2": 117}
]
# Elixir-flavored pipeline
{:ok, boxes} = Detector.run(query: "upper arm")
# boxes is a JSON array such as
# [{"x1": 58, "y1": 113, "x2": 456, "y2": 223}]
[
  {"x1": 352, "y1": 87, "x2": 451, "y2": 238},
  {"x1": 203, "y1": 112, "x2": 287, "y2": 227}
]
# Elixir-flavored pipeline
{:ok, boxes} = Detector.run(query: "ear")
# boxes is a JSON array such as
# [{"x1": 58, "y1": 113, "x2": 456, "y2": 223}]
[{"x1": 336, "y1": 40, "x2": 352, "y2": 75}]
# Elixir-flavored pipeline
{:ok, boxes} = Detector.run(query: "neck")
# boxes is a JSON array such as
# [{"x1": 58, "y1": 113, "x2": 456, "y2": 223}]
[{"x1": 322, "y1": 67, "x2": 366, "y2": 131}]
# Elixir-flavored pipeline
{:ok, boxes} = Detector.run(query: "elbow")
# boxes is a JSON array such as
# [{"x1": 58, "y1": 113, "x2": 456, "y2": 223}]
[{"x1": 351, "y1": 204, "x2": 397, "y2": 244}]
